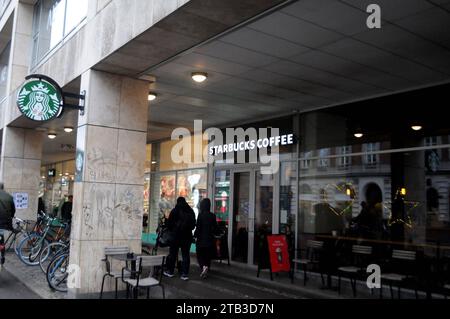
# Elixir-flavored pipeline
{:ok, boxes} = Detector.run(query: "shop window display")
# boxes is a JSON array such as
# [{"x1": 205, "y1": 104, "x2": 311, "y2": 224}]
[
  {"x1": 214, "y1": 171, "x2": 231, "y2": 224},
  {"x1": 177, "y1": 170, "x2": 208, "y2": 220},
  {"x1": 292, "y1": 85, "x2": 450, "y2": 296}
]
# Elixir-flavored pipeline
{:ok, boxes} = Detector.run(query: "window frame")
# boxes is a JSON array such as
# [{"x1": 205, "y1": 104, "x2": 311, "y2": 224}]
[{"x1": 31, "y1": 0, "x2": 88, "y2": 68}]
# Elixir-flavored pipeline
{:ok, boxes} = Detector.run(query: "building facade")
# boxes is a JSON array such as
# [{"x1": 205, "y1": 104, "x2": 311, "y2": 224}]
[{"x1": 1, "y1": 0, "x2": 450, "y2": 297}]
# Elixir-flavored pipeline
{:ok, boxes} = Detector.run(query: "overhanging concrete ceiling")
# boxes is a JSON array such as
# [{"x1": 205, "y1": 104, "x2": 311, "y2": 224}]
[
  {"x1": 138, "y1": 0, "x2": 450, "y2": 142},
  {"x1": 93, "y1": 0, "x2": 289, "y2": 76},
  {"x1": 12, "y1": 0, "x2": 450, "y2": 148}
]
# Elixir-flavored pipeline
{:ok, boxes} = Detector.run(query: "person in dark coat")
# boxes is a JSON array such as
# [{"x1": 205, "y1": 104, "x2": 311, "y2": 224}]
[
  {"x1": 61, "y1": 195, "x2": 73, "y2": 223},
  {"x1": 194, "y1": 198, "x2": 218, "y2": 279},
  {"x1": 0, "y1": 182, "x2": 15, "y2": 232},
  {"x1": 164, "y1": 197, "x2": 196, "y2": 281}
]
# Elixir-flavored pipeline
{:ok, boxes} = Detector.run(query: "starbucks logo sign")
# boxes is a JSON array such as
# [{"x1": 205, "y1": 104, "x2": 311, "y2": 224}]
[{"x1": 17, "y1": 80, "x2": 63, "y2": 122}]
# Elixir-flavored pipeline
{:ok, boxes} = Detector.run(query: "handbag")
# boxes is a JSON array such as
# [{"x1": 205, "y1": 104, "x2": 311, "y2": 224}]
[{"x1": 158, "y1": 226, "x2": 175, "y2": 248}]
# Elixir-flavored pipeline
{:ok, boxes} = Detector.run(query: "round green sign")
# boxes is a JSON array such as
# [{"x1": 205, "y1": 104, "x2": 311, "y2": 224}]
[{"x1": 17, "y1": 80, "x2": 63, "y2": 121}]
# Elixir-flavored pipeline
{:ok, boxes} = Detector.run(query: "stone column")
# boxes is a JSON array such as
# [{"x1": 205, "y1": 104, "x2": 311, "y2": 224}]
[
  {"x1": 69, "y1": 70, "x2": 149, "y2": 297},
  {"x1": 0, "y1": 127, "x2": 43, "y2": 221}
]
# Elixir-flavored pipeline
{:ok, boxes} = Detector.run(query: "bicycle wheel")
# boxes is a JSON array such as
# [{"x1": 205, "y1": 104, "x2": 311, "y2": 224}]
[
  {"x1": 5, "y1": 232, "x2": 15, "y2": 252},
  {"x1": 39, "y1": 242, "x2": 67, "y2": 273},
  {"x1": 17, "y1": 234, "x2": 49, "y2": 266},
  {"x1": 46, "y1": 253, "x2": 69, "y2": 292},
  {"x1": 13, "y1": 231, "x2": 28, "y2": 255}
]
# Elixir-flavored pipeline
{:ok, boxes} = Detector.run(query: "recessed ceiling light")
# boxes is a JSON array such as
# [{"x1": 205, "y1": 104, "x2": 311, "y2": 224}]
[
  {"x1": 411, "y1": 125, "x2": 422, "y2": 131},
  {"x1": 151, "y1": 161, "x2": 157, "y2": 165},
  {"x1": 354, "y1": 133, "x2": 364, "y2": 138},
  {"x1": 191, "y1": 72, "x2": 208, "y2": 83},
  {"x1": 64, "y1": 127, "x2": 74, "y2": 133},
  {"x1": 48, "y1": 133, "x2": 57, "y2": 139},
  {"x1": 148, "y1": 93, "x2": 157, "y2": 101}
]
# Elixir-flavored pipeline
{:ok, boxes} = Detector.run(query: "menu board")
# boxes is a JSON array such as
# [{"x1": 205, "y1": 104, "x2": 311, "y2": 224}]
[{"x1": 267, "y1": 235, "x2": 290, "y2": 273}]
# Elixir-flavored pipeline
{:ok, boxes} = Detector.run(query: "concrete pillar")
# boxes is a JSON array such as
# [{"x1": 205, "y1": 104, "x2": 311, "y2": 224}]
[
  {"x1": 1, "y1": 2, "x2": 34, "y2": 129},
  {"x1": 69, "y1": 70, "x2": 149, "y2": 297},
  {"x1": 0, "y1": 127, "x2": 43, "y2": 221},
  {"x1": 7, "y1": 2, "x2": 33, "y2": 96}
]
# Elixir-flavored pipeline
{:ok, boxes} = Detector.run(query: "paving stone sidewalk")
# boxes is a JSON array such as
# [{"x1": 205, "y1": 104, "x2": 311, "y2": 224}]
[{"x1": 3, "y1": 252, "x2": 66, "y2": 299}]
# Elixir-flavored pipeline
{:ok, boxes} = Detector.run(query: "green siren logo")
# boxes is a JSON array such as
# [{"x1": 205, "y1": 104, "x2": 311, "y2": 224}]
[{"x1": 17, "y1": 80, "x2": 63, "y2": 121}]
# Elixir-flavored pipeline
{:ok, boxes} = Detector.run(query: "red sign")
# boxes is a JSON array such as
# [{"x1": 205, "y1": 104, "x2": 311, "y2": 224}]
[{"x1": 267, "y1": 235, "x2": 290, "y2": 273}]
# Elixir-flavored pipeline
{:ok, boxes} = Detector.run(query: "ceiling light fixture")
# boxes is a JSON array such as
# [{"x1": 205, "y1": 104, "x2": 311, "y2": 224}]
[
  {"x1": 411, "y1": 125, "x2": 423, "y2": 131},
  {"x1": 48, "y1": 133, "x2": 57, "y2": 139},
  {"x1": 191, "y1": 72, "x2": 208, "y2": 83},
  {"x1": 148, "y1": 93, "x2": 157, "y2": 101},
  {"x1": 353, "y1": 125, "x2": 364, "y2": 138},
  {"x1": 64, "y1": 127, "x2": 74, "y2": 133}
]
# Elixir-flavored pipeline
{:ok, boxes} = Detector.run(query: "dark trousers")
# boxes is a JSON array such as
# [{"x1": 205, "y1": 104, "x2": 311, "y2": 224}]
[
  {"x1": 197, "y1": 246, "x2": 214, "y2": 269},
  {"x1": 166, "y1": 241, "x2": 192, "y2": 275}
]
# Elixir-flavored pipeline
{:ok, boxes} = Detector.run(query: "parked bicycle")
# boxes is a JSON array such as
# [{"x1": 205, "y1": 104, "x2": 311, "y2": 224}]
[
  {"x1": 17, "y1": 213, "x2": 69, "y2": 266},
  {"x1": 39, "y1": 239, "x2": 69, "y2": 273},
  {"x1": 46, "y1": 245, "x2": 70, "y2": 292},
  {"x1": 3, "y1": 217, "x2": 35, "y2": 254}
]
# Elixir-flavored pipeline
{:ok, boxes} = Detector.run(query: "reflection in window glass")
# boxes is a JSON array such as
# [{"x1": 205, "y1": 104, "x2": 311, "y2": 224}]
[
  {"x1": 280, "y1": 162, "x2": 297, "y2": 251},
  {"x1": 338, "y1": 146, "x2": 352, "y2": 168},
  {"x1": 318, "y1": 148, "x2": 330, "y2": 168},
  {"x1": 297, "y1": 94, "x2": 450, "y2": 296},
  {"x1": 0, "y1": 42, "x2": 10, "y2": 101},
  {"x1": 65, "y1": 0, "x2": 88, "y2": 34},
  {"x1": 363, "y1": 143, "x2": 379, "y2": 166},
  {"x1": 48, "y1": 0, "x2": 65, "y2": 49},
  {"x1": 32, "y1": 0, "x2": 88, "y2": 66}
]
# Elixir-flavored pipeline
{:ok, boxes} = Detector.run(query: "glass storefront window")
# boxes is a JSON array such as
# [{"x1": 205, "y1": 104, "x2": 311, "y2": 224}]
[
  {"x1": 177, "y1": 169, "x2": 208, "y2": 220},
  {"x1": 280, "y1": 162, "x2": 297, "y2": 250},
  {"x1": 40, "y1": 160, "x2": 75, "y2": 217},
  {"x1": 254, "y1": 171, "x2": 274, "y2": 264},
  {"x1": 214, "y1": 170, "x2": 231, "y2": 224},
  {"x1": 148, "y1": 173, "x2": 176, "y2": 234},
  {"x1": 146, "y1": 168, "x2": 208, "y2": 236},
  {"x1": 292, "y1": 86, "x2": 450, "y2": 294}
]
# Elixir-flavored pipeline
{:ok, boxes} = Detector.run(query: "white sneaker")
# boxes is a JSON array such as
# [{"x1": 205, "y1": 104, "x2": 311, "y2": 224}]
[
  {"x1": 164, "y1": 271, "x2": 175, "y2": 278},
  {"x1": 181, "y1": 275, "x2": 189, "y2": 281},
  {"x1": 200, "y1": 266, "x2": 208, "y2": 279}
]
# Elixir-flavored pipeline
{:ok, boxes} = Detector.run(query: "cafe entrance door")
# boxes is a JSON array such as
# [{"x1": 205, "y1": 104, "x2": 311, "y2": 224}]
[{"x1": 214, "y1": 168, "x2": 275, "y2": 266}]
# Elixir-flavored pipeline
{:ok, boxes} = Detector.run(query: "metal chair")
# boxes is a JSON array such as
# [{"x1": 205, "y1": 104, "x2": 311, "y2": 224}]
[
  {"x1": 291, "y1": 240, "x2": 325, "y2": 286},
  {"x1": 337, "y1": 245, "x2": 373, "y2": 297},
  {"x1": 380, "y1": 249, "x2": 418, "y2": 299},
  {"x1": 99, "y1": 246, "x2": 130, "y2": 299},
  {"x1": 122, "y1": 255, "x2": 166, "y2": 299}
]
